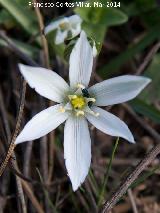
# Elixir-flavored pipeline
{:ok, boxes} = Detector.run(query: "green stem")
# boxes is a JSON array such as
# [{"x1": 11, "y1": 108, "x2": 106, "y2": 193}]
[{"x1": 98, "y1": 137, "x2": 119, "y2": 207}]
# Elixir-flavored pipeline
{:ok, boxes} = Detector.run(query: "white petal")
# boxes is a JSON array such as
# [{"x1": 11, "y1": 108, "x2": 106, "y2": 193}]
[
  {"x1": 44, "y1": 17, "x2": 69, "y2": 34},
  {"x1": 19, "y1": 64, "x2": 69, "y2": 103},
  {"x1": 89, "y1": 75, "x2": 151, "y2": 106},
  {"x1": 70, "y1": 25, "x2": 81, "y2": 37},
  {"x1": 15, "y1": 104, "x2": 68, "y2": 144},
  {"x1": 86, "y1": 106, "x2": 135, "y2": 143},
  {"x1": 69, "y1": 15, "x2": 82, "y2": 37},
  {"x1": 44, "y1": 19, "x2": 60, "y2": 34},
  {"x1": 68, "y1": 15, "x2": 82, "y2": 26},
  {"x1": 64, "y1": 116, "x2": 91, "y2": 191},
  {"x1": 69, "y1": 31, "x2": 93, "y2": 88},
  {"x1": 55, "y1": 29, "x2": 68, "y2": 44}
]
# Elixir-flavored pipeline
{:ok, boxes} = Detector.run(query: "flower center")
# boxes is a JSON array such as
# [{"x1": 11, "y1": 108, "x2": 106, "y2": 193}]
[
  {"x1": 58, "y1": 84, "x2": 99, "y2": 117},
  {"x1": 70, "y1": 95, "x2": 85, "y2": 109},
  {"x1": 59, "y1": 22, "x2": 70, "y2": 30}
]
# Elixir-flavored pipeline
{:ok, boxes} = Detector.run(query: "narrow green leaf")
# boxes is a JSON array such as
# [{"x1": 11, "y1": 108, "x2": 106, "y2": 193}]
[
  {"x1": 98, "y1": 25, "x2": 160, "y2": 78},
  {"x1": 130, "y1": 99, "x2": 160, "y2": 124},
  {"x1": 0, "y1": 0, "x2": 38, "y2": 35},
  {"x1": 135, "y1": 0, "x2": 156, "y2": 12},
  {"x1": 130, "y1": 165, "x2": 160, "y2": 189},
  {"x1": 0, "y1": 38, "x2": 39, "y2": 59},
  {"x1": 75, "y1": 1, "x2": 128, "y2": 44},
  {"x1": 140, "y1": 53, "x2": 160, "y2": 103},
  {"x1": 89, "y1": 169, "x2": 99, "y2": 196},
  {"x1": 75, "y1": 7, "x2": 128, "y2": 27},
  {"x1": 36, "y1": 168, "x2": 58, "y2": 213},
  {"x1": 70, "y1": 188, "x2": 82, "y2": 213},
  {"x1": 98, "y1": 137, "x2": 119, "y2": 207},
  {"x1": 0, "y1": 9, "x2": 16, "y2": 27}
]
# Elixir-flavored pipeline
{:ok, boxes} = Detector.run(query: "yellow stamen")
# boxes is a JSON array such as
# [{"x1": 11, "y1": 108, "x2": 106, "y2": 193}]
[
  {"x1": 95, "y1": 112, "x2": 100, "y2": 117},
  {"x1": 68, "y1": 95, "x2": 77, "y2": 100},
  {"x1": 77, "y1": 83, "x2": 85, "y2": 89},
  {"x1": 76, "y1": 110, "x2": 85, "y2": 116},
  {"x1": 59, "y1": 22, "x2": 69, "y2": 30},
  {"x1": 89, "y1": 110, "x2": 100, "y2": 117},
  {"x1": 59, "y1": 106, "x2": 65, "y2": 113},
  {"x1": 87, "y1": 98, "x2": 96, "y2": 103},
  {"x1": 71, "y1": 96, "x2": 85, "y2": 109}
]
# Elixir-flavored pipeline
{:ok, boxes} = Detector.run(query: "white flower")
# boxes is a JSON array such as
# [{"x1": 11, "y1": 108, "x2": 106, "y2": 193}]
[
  {"x1": 45, "y1": 15, "x2": 82, "y2": 45},
  {"x1": 15, "y1": 31, "x2": 151, "y2": 191}
]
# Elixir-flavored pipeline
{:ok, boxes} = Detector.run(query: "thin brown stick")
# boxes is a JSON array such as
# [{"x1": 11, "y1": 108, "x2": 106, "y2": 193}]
[
  {"x1": 0, "y1": 31, "x2": 37, "y2": 66},
  {"x1": 0, "y1": 88, "x2": 11, "y2": 141},
  {"x1": 32, "y1": 1, "x2": 55, "y2": 185},
  {"x1": 47, "y1": 132, "x2": 55, "y2": 183},
  {"x1": 15, "y1": 163, "x2": 27, "y2": 213},
  {"x1": 0, "y1": 142, "x2": 10, "y2": 205},
  {"x1": 32, "y1": 0, "x2": 50, "y2": 69},
  {"x1": 40, "y1": 135, "x2": 50, "y2": 212},
  {"x1": 22, "y1": 181, "x2": 45, "y2": 213},
  {"x1": 136, "y1": 41, "x2": 160, "y2": 75},
  {"x1": 85, "y1": 180, "x2": 98, "y2": 213},
  {"x1": 23, "y1": 141, "x2": 33, "y2": 177},
  {"x1": 0, "y1": 80, "x2": 26, "y2": 176},
  {"x1": 0, "y1": 85, "x2": 27, "y2": 213},
  {"x1": 127, "y1": 189, "x2": 138, "y2": 213},
  {"x1": 40, "y1": 136, "x2": 48, "y2": 179},
  {"x1": 77, "y1": 191, "x2": 90, "y2": 213}
]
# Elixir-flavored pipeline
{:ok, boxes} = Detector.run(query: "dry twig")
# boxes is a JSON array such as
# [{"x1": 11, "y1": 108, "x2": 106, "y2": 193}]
[
  {"x1": 128, "y1": 189, "x2": 138, "y2": 213},
  {"x1": 0, "y1": 85, "x2": 27, "y2": 213},
  {"x1": 32, "y1": 1, "x2": 55, "y2": 186},
  {"x1": 136, "y1": 41, "x2": 160, "y2": 75},
  {"x1": 0, "y1": 30, "x2": 37, "y2": 66},
  {"x1": 22, "y1": 181, "x2": 45, "y2": 213},
  {"x1": 32, "y1": 0, "x2": 50, "y2": 68},
  {"x1": 0, "y1": 80, "x2": 26, "y2": 177}
]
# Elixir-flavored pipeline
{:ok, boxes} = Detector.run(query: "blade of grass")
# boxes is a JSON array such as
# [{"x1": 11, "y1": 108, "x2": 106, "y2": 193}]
[
  {"x1": 130, "y1": 165, "x2": 160, "y2": 189},
  {"x1": 0, "y1": 38, "x2": 39, "y2": 59},
  {"x1": 129, "y1": 99, "x2": 160, "y2": 124},
  {"x1": 98, "y1": 24, "x2": 160, "y2": 78},
  {"x1": 89, "y1": 169, "x2": 99, "y2": 195},
  {"x1": 116, "y1": 165, "x2": 160, "y2": 207},
  {"x1": 97, "y1": 137, "x2": 119, "y2": 207},
  {"x1": 36, "y1": 168, "x2": 58, "y2": 213},
  {"x1": 113, "y1": 165, "x2": 160, "y2": 204},
  {"x1": 70, "y1": 188, "x2": 82, "y2": 213},
  {"x1": 0, "y1": 0, "x2": 38, "y2": 35}
]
